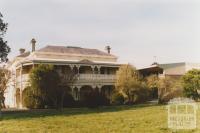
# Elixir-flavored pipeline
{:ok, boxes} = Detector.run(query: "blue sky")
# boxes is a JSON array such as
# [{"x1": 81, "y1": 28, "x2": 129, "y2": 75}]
[{"x1": 0, "y1": 0, "x2": 200, "y2": 68}]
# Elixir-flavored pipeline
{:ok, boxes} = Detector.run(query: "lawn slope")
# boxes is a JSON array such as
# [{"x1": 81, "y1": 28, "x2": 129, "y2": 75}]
[{"x1": 0, "y1": 104, "x2": 199, "y2": 133}]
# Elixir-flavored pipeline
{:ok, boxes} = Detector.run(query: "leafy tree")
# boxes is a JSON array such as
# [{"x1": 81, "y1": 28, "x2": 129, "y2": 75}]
[
  {"x1": 182, "y1": 69, "x2": 200, "y2": 100},
  {"x1": 115, "y1": 64, "x2": 147, "y2": 103},
  {"x1": 0, "y1": 12, "x2": 10, "y2": 63},
  {"x1": 146, "y1": 75, "x2": 159, "y2": 89},
  {"x1": 29, "y1": 64, "x2": 60, "y2": 108},
  {"x1": 146, "y1": 75, "x2": 159, "y2": 99},
  {"x1": 0, "y1": 68, "x2": 10, "y2": 108},
  {"x1": 28, "y1": 64, "x2": 77, "y2": 109},
  {"x1": 58, "y1": 67, "x2": 77, "y2": 109},
  {"x1": 158, "y1": 77, "x2": 182, "y2": 103}
]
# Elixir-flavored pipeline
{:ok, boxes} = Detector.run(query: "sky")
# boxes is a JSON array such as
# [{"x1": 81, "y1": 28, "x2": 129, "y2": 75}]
[{"x1": 0, "y1": 0, "x2": 200, "y2": 68}]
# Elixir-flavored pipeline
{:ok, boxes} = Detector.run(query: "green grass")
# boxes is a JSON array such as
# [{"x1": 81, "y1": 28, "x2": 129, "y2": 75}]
[{"x1": 0, "y1": 104, "x2": 199, "y2": 133}]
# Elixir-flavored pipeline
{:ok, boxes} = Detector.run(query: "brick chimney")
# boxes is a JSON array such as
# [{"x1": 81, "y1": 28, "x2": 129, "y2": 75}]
[{"x1": 31, "y1": 38, "x2": 36, "y2": 52}]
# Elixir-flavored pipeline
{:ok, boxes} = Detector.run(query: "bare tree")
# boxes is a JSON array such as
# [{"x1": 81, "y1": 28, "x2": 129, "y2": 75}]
[{"x1": 0, "y1": 68, "x2": 10, "y2": 108}]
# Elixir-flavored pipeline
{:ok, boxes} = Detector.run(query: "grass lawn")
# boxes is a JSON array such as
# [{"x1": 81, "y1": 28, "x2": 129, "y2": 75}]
[{"x1": 0, "y1": 104, "x2": 199, "y2": 133}]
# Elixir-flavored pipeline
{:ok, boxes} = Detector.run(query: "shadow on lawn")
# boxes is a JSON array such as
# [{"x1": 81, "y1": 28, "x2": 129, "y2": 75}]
[{"x1": 1, "y1": 103, "x2": 162, "y2": 121}]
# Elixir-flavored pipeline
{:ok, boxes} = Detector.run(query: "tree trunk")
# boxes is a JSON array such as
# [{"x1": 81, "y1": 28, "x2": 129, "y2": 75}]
[{"x1": 2, "y1": 97, "x2": 5, "y2": 108}]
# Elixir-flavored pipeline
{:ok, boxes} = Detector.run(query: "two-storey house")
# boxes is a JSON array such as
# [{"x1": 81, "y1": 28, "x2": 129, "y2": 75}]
[{"x1": 5, "y1": 39, "x2": 120, "y2": 108}]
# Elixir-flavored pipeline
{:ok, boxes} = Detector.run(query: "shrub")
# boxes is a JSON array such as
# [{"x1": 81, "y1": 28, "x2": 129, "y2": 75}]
[
  {"x1": 83, "y1": 91, "x2": 110, "y2": 108},
  {"x1": 62, "y1": 92, "x2": 76, "y2": 107},
  {"x1": 111, "y1": 92, "x2": 124, "y2": 105},
  {"x1": 158, "y1": 88, "x2": 183, "y2": 104},
  {"x1": 132, "y1": 87, "x2": 150, "y2": 104},
  {"x1": 123, "y1": 85, "x2": 150, "y2": 104},
  {"x1": 23, "y1": 87, "x2": 76, "y2": 109},
  {"x1": 158, "y1": 77, "x2": 183, "y2": 104},
  {"x1": 22, "y1": 87, "x2": 44, "y2": 109},
  {"x1": 22, "y1": 87, "x2": 34, "y2": 108}
]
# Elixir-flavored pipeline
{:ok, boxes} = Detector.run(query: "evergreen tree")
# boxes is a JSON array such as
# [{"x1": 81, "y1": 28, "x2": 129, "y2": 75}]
[{"x1": 0, "y1": 12, "x2": 10, "y2": 63}]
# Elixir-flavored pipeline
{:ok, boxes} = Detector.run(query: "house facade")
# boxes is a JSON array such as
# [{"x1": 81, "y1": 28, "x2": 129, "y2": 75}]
[{"x1": 5, "y1": 39, "x2": 120, "y2": 108}]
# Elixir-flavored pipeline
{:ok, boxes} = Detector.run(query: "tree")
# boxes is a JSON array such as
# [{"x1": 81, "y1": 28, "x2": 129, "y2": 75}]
[
  {"x1": 146, "y1": 75, "x2": 159, "y2": 89},
  {"x1": 0, "y1": 68, "x2": 10, "y2": 108},
  {"x1": 0, "y1": 12, "x2": 10, "y2": 63},
  {"x1": 58, "y1": 67, "x2": 77, "y2": 109},
  {"x1": 28, "y1": 64, "x2": 77, "y2": 109},
  {"x1": 182, "y1": 69, "x2": 200, "y2": 100},
  {"x1": 29, "y1": 64, "x2": 60, "y2": 108},
  {"x1": 115, "y1": 64, "x2": 147, "y2": 103},
  {"x1": 158, "y1": 77, "x2": 182, "y2": 103},
  {"x1": 146, "y1": 75, "x2": 159, "y2": 99}
]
